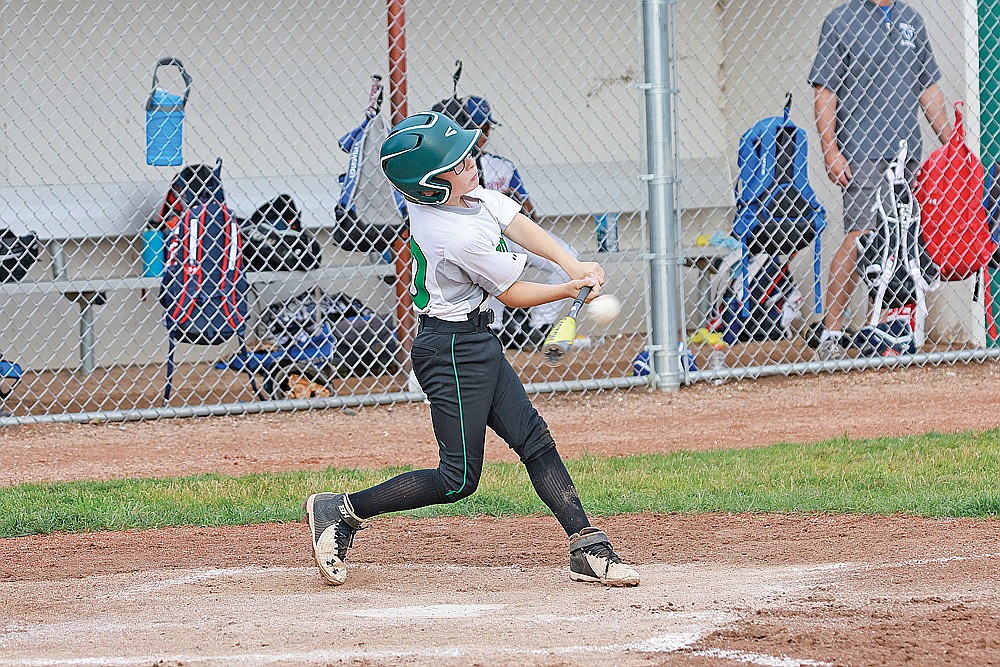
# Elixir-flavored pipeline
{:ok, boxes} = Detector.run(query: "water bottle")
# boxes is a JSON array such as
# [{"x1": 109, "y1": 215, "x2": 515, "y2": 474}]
[
  {"x1": 145, "y1": 57, "x2": 192, "y2": 166},
  {"x1": 594, "y1": 212, "x2": 620, "y2": 252},
  {"x1": 707, "y1": 344, "x2": 727, "y2": 385},
  {"x1": 141, "y1": 227, "x2": 166, "y2": 277}
]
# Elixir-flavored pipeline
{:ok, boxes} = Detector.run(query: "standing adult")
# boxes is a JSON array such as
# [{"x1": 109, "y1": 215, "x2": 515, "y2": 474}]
[{"x1": 809, "y1": 0, "x2": 951, "y2": 359}]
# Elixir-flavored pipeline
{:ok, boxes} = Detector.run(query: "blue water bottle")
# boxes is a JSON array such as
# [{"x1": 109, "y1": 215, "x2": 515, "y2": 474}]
[
  {"x1": 141, "y1": 228, "x2": 166, "y2": 277},
  {"x1": 145, "y1": 57, "x2": 192, "y2": 166}
]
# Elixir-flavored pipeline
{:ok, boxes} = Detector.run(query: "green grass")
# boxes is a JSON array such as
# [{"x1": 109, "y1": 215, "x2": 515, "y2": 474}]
[{"x1": 3, "y1": 430, "x2": 999, "y2": 537}]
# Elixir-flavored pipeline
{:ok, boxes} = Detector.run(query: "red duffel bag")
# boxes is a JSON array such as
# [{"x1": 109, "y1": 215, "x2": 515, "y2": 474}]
[{"x1": 915, "y1": 100, "x2": 997, "y2": 281}]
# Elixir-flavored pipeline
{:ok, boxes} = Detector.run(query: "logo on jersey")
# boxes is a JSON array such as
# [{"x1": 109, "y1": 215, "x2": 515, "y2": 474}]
[{"x1": 899, "y1": 22, "x2": 915, "y2": 48}]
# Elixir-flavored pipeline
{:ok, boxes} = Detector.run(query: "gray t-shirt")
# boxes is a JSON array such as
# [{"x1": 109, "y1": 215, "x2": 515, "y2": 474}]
[{"x1": 808, "y1": 0, "x2": 941, "y2": 163}]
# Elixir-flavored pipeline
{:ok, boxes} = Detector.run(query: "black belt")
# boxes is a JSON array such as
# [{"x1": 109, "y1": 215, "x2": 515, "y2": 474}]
[{"x1": 418, "y1": 310, "x2": 495, "y2": 333}]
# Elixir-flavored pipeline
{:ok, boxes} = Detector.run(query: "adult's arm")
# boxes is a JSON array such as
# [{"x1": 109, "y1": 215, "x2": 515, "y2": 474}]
[
  {"x1": 919, "y1": 83, "x2": 952, "y2": 145},
  {"x1": 814, "y1": 84, "x2": 851, "y2": 187}
]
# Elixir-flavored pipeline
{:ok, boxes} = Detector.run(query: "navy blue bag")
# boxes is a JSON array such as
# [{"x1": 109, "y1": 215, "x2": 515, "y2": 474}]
[
  {"x1": 159, "y1": 159, "x2": 257, "y2": 401},
  {"x1": 732, "y1": 93, "x2": 826, "y2": 318}
]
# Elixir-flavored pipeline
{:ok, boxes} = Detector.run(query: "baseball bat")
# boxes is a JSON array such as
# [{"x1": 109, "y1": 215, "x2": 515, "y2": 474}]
[{"x1": 542, "y1": 286, "x2": 592, "y2": 367}]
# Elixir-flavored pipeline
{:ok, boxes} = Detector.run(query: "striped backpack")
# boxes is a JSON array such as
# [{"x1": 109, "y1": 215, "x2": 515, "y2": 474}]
[{"x1": 159, "y1": 159, "x2": 256, "y2": 401}]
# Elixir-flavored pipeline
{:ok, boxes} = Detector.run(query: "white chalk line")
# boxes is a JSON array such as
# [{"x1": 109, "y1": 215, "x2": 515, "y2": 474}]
[
  {"x1": 803, "y1": 552, "x2": 1000, "y2": 578},
  {"x1": 687, "y1": 648, "x2": 833, "y2": 667},
  {"x1": 0, "y1": 611, "x2": 830, "y2": 667},
  {"x1": 95, "y1": 565, "x2": 308, "y2": 599}
]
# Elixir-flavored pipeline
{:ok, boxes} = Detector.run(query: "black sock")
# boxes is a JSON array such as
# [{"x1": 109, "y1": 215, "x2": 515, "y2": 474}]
[
  {"x1": 524, "y1": 448, "x2": 591, "y2": 536},
  {"x1": 348, "y1": 469, "x2": 446, "y2": 519}
]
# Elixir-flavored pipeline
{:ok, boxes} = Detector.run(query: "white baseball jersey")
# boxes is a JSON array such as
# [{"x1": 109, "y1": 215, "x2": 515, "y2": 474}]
[{"x1": 407, "y1": 186, "x2": 527, "y2": 321}]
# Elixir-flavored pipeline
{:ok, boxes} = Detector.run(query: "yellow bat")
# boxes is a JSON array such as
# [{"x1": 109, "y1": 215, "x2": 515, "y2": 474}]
[{"x1": 542, "y1": 286, "x2": 592, "y2": 367}]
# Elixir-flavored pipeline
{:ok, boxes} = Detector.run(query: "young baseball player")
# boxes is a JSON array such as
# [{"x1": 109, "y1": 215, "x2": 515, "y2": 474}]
[{"x1": 305, "y1": 111, "x2": 640, "y2": 588}]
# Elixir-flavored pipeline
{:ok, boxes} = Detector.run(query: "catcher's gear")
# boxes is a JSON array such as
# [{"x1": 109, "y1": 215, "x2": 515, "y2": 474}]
[
  {"x1": 569, "y1": 527, "x2": 640, "y2": 587},
  {"x1": 306, "y1": 492, "x2": 364, "y2": 585},
  {"x1": 379, "y1": 111, "x2": 480, "y2": 205}
]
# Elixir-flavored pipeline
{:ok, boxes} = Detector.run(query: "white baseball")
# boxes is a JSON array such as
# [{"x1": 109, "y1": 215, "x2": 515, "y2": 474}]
[{"x1": 587, "y1": 294, "x2": 621, "y2": 325}]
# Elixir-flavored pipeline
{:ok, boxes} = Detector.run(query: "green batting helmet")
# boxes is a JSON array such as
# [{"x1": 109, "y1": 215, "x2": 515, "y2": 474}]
[{"x1": 379, "y1": 111, "x2": 481, "y2": 205}]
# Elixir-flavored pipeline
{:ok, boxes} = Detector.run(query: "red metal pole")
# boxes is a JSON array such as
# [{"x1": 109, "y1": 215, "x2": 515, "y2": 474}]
[{"x1": 387, "y1": 0, "x2": 415, "y2": 360}]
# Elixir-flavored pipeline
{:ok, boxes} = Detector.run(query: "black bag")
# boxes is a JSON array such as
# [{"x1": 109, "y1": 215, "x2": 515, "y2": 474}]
[
  {"x1": 260, "y1": 290, "x2": 399, "y2": 377},
  {"x1": 0, "y1": 230, "x2": 39, "y2": 283},
  {"x1": 241, "y1": 194, "x2": 322, "y2": 272},
  {"x1": 333, "y1": 204, "x2": 403, "y2": 255}
]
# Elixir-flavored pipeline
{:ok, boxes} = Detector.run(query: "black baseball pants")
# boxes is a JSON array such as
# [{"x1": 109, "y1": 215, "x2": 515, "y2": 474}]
[{"x1": 347, "y1": 311, "x2": 591, "y2": 536}]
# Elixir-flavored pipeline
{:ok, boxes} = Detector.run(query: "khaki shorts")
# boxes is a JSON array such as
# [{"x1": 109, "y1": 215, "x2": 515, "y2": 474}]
[{"x1": 843, "y1": 159, "x2": 919, "y2": 232}]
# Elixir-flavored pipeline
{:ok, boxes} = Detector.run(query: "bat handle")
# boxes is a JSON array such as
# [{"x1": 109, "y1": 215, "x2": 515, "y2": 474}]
[{"x1": 567, "y1": 286, "x2": 591, "y2": 318}]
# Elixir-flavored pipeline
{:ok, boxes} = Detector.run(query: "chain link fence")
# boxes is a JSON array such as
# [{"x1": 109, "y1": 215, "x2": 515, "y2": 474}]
[
  {"x1": 1, "y1": 1, "x2": 997, "y2": 423},
  {"x1": 0, "y1": 1, "x2": 648, "y2": 423}
]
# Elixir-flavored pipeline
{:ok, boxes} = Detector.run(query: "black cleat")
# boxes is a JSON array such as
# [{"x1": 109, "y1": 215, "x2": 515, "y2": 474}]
[
  {"x1": 305, "y1": 492, "x2": 364, "y2": 585},
  {"x1": 569, "y1": 527, "x2": 640, "y2": 587}
]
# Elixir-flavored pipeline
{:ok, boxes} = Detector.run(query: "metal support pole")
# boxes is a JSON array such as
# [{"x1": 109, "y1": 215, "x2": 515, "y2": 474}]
[{"x1": 641, "y1": 0, "x2": 681, "y2": 391}]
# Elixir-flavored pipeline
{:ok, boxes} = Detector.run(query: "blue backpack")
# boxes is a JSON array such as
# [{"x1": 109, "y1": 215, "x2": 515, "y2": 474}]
[
  {"x1": 732, "y1": 94, "x2": 826, "y2": 318},
  {"x1": 159, "y1": 159, "x2": 256, "y2": 401}
]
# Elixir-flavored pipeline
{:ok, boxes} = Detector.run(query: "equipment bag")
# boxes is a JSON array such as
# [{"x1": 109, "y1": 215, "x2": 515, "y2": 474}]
[
  {"x1": 915, "y1": 101, "x2": 997, "y2": 281},
  {"x1": 334, "y1": 75, "x2": 406, "y2": 254},
  {"x1": 732, "y1": 93, "x2": 826, "y2": 318},
  {"x1": 260, "y1": 290, "x2": 399, "y2": 376},
  {"x1": 159, "y1": 158, "x2": 258, "y2": 401},
  {"x1": 709, "y1": 253, "x2": 804, "y2": 345},
  {"x1": 0, "y1": 355, "x2": 23, "y2": 400},
  {"x1": 0, "y1": 229, "x2": 39, "y2": 283},
  {"x1": 856, "y1": 142, "x2": 939, "y2": 348},
  {"x1": 241, "y1": 194, "x2": 322, "y2": 272}
]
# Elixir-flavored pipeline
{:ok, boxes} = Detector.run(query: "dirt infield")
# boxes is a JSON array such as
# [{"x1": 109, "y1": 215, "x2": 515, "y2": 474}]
[
  {"x1": 2, "y1": 362, "x2": 1000, "y2": 666},
  {"x1": 2, "y1": 516, "x2": 999, "y2": 666}
]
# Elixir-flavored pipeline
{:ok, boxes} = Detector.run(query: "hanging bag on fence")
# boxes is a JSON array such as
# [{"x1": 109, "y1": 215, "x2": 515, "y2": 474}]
[
  {"x1": 334, "y1": 75, "x2": 407, "y2": 254},
  {"x1": 431, "y1": 60, "x2": 474, "y2": 129},
  {"x1": 732, "y1": 92, "x2": 827, "y2": 319},
  {"x1": 0, "y1": 229, "x2": 39, "y2": 282},
  {"x1": 145, "y1": 57, "x2": 192, "y2": 167},
  {"x1": 709, "y1": 253, "x2": 803, "y2": 345},
  {"x1": 915, "y1": 101, "x2": 997, "y2": 282},
  {"x1": 159, "y1": 158, "x2": 258, "y2": 402}
]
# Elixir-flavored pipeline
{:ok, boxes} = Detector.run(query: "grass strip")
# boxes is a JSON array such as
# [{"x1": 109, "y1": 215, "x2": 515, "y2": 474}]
[{"x1": 2, "y1": 430, "x2": 999, "y2": 537}]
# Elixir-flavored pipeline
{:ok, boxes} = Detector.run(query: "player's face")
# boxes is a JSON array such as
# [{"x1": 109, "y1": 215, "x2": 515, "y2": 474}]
[{"x1": 439, "y1": 152, "x2": 479, "y2": 198}]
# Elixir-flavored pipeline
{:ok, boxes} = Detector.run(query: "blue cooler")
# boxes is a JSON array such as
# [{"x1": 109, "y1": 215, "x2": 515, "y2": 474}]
[{"x1": 145, "y1": 57, "x2": 192, "y2": 166}]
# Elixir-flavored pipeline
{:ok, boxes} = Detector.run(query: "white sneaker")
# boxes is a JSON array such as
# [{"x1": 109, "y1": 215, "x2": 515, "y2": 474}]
[{"x1": 815, "y1": 337, "x2": 846, "y2": 361}]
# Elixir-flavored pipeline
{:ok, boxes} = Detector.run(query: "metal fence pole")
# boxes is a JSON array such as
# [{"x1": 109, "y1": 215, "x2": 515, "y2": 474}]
[{"x1": 641, "y1": 0, "x2": 681, "y2": 391}]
